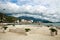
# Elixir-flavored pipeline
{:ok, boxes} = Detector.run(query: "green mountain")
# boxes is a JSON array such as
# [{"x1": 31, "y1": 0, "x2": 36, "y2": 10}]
[
  {"x1": 19, "y1": 16, "x2": 53, "y2": 23},
  {"x1": 0, "y1": 12, "x2": 19, "y2": 23}
]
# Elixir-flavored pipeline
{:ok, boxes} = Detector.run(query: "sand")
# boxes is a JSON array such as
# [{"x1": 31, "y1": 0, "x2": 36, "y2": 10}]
[{"x1": 0, "y1": 25, "x2": 60, "y2": 40}]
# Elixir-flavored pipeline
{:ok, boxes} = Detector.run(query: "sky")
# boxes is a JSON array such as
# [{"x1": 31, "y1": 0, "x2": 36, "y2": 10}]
[{"x1": 0, "y1": 0, "x2": 60, "y2": 22}]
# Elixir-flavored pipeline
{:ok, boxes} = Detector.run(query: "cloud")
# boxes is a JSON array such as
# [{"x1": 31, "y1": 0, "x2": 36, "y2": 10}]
[
  {"x1": 0, "y1": 0, "x2": 60, "y2": 22},
  {"x1": 0, "y1": 2, "x2": 47, "y2": 13},
  {"x1": 0, "y1": 2, "x2": 19, "y2": 13}
]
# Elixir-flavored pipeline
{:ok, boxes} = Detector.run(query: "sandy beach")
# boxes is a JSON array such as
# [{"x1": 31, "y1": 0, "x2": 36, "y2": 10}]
[{"x1": 0, "y1": 25, "x2": 60, "y2": 40}]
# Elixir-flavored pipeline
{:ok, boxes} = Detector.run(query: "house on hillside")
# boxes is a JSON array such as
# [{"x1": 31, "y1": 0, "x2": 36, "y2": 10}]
[{"x1": 21, "y1": 19, "x2": 33, "y2": 23}]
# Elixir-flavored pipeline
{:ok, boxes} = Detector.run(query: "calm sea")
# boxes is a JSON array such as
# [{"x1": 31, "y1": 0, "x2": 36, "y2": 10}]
[{"x1": 43, "y1": 23, "x2": 60, "y2": 26}]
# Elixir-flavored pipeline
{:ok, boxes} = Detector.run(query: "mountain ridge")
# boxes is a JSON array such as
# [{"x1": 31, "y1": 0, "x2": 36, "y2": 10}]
[{"x1": 19, "y1": 16, "x2": 53, "y2": 23}]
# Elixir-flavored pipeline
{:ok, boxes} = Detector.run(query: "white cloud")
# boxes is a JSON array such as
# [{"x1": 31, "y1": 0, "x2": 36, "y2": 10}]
[
  {"x1": 19, "y1": 5, "x2": 47, "y2": 13},
  {"x1": 0, "y1": 0, "x2": 60, "y2": 22},
  {"x1": 0, "y1": 2, "x2": 19, "y2": 13}
]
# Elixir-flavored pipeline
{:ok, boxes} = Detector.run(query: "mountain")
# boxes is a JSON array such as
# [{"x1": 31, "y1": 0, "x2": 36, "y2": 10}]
[
  {"x1": 0, "y1": 12, "x2": 52, "y2": 23},
  {"x1": 5, "y1": 13, "x2": 12, "y2": 16},
  {"x1": 0, "y1": 12, "x2": 18, "y2": 23},
  {"x1": 19, "y1": 16, "x2": 52, "y2": 23}
]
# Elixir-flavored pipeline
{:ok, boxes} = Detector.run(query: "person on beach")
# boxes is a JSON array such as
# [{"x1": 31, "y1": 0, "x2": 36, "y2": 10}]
[{"x1": 49, "y1": 27, "x2": 58, "y2": 36}]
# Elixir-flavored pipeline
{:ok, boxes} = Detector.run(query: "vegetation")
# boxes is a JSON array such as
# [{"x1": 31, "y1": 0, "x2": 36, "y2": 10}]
[
  {"x1": 6, "y1": 16, "x2": 17, "y2": 23},
  {"x1": 49, "y1": 28, "x2": 56, "y2": 32},
  {"x1": 2, "y1": 25, "x2": 8, "y2": 33},
  {"x1": 0, "y1": 12, "x2": 21, "y2": 23},
  {"x1": 0, "y1": 13, "x2": 7, "y2": 23},
  {"x1": 25, "y1": 28, "x2": 31, "y2": 32},
  {"x1": 3, "y1": 25, "x2": 8, "y2": 30},
  {"x1": 49, "y1": 28, "x2": 57, "y2": 36}
]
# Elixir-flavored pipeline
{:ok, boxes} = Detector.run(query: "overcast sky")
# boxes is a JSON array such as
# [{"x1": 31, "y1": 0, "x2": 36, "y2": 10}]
[{"x1": 0, "y1": 0, "x2": 60, "y2": 22}]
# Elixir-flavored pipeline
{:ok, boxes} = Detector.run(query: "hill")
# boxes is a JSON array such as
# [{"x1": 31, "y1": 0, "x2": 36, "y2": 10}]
[
  {"x1": 0, "y1": 12, "x2": 18, "y2": 23},
  {"x1": 19, "y1": 16, "x2": 52, "y2": 23}
]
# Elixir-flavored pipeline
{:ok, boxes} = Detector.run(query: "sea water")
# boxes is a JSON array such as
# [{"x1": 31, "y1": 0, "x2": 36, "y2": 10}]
[{"x1": 43, "y1": 23, "x2": 60, "y2": 26}]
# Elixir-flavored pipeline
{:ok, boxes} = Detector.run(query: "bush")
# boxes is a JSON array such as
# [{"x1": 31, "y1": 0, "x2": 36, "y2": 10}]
[
  {"x1": 12, "y1": 24, "x2": 15, "y2": 26},
  {"x1": 3, "y1": 27, "x2": 8, "y2": 30},
  {"x1": 3, "y1": 25, "x2": 8, "y2": 30},
  {"x1": 49, "y1": 28, "x2": 56, "y2": 32},
  {"x1": 25, "y1": 28, "x2": 31, "y2": 32}
]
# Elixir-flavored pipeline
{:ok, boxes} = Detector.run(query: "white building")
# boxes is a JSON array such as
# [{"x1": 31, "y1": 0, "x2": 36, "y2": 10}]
[{"x1": 21, "y1": 19, "x2": 33, "y2": 23}]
